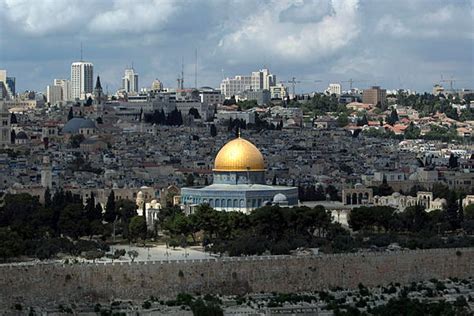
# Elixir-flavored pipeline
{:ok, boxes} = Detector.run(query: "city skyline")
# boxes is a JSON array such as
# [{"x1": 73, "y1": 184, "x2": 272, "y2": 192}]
[{"x1": 0, "y1": 0, "x2": 472, "y2": 93}]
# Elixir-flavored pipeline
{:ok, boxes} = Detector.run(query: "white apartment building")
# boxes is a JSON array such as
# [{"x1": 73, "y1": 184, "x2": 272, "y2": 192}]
[
  {"x1": 71, "y1": 62, "x2": 93, "y2": 100},
  {"x1": 327, "y1": 83, "x2": 342, "y2": 96},
  {"x1": 123, "y1": 68, "x2": 139, "y2": 94},
  {"x1": 220, "y1": 75, "x2": 252, "y2": 98},
  {"x1": 53, "y1": 79, "x2": 71, "y2": 101},
  {"x1": 220, "y1": 68, "x2": 277, "y2": 98},
  {"x1": 46, "y1": 85, "x2": 63, "y2": 105}
]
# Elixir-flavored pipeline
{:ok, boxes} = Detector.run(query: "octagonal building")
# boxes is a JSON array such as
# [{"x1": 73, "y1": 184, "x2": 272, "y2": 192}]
[{"x1": 181, "y1": 135, "x2": 298, "y2": 213}]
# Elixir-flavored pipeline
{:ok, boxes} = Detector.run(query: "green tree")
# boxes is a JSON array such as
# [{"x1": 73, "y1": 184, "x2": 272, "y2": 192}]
[
  {"x1": 69, "y1": 134, "x2": 85, "y2": 148},
  {"x1": 129, "y1": 216, "x2": 147, "y2": 244},
  {"x1": 104, "y1": 190, "x2": 116, "y2": 223},
  {"x1": 58, "y1": 204, "x2": 87, "y2": 239},
  {"x1": 337, "y1": 113, "x2": 349, "y2": 127},
  {"x1": 67, "y1": 107, "x2": 73, "y2": 121},
  {"x1": 0, "y1": 228, "x2": 25, "y2": 261}
]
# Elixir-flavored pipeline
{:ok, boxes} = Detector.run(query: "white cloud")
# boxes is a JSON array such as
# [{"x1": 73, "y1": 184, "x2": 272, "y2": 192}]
[
  {"x1": 217, "y1": 0, "x2": 360, "y2": 62},
  {"x1": 88, "y1": 0, "x2": 177, "y2": 34},
  {"x1": 2, "y1": 0, "x2": 94, "y2": 35}
]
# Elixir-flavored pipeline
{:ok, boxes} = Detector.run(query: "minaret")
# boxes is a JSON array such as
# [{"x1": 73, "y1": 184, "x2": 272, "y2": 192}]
[{"x1": 41, "y1": 156, "x2": 52, "y2": 189}]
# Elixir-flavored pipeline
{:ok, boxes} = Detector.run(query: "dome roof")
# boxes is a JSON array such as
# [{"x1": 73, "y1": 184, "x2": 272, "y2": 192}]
[
  {"x1": 273, "y1": 193, "x2": 287, "y2": 203},
  {"x1": 16, "y1": 131, "x2": 28, "y2": 139},
  {"x1": 214, "y1": 136, "x2": 265, "y2": 172},
  {"x1": 63, "y1": 118, "x2": 96, "y2": 133}
]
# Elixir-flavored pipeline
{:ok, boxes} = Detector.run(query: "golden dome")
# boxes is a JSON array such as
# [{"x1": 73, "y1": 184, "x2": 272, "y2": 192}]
[{"x1": 213, "y1": 137, "x2": 265, "y2": 172}]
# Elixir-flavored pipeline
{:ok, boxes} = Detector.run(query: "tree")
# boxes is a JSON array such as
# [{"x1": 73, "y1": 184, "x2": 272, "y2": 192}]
[
  {"x1": 448, "y1": 153, "x2": 459, "y2": 169},
  {"x1": 69, "y1": 134, "x2": 85, "y2": 148},
  {"x1": 0, "y1": 228, "x2": 24, "y2": 261},
  {"x1": 10, "y1": 112, "x2": 17, "y2": 124},
  {"x1": 67, "y1": 107, "x2": 73, "y2": 121},
  {"x1": 386, "y1": 108, "x2": 399, "y2": 125},
  {"x1": 186, "y1": 174, "x2": 195, "y2": 187},
  {"x1": 104, "y1": 190, "x2": 116, "y2": 223},
  {"x1": 116, "y1": 199, "x2": 138, "y2": 239},
  {"x1": 210, "y1": 124, "x2": 217, "y2": 137},
  {"x1": 58, "y1": 204, "x2": 87, "y2": 239},
  {"x1": 128, "y1": 250, "x2": 139, "y2": 262},
  {"x1": 337, "y1": 113, "x2": 349, "y2": 127},
  {"x1": 85, "y1": 96, "x2": 93, "y2": 106},
  {"x1": 10, "y1": 130, "x2": 15, "y2": 144},
  {"x1": 188, "y1": 107, "x2": 201, "y2": 119},
  {"x1": 44, "y1": 188, "x2": 52, "y2": 207},
  {"x1": 129, "y1": 216, "x2": 147, "y2": 244},
  {"x1": 404, "y1": 122, "x2": 421, "y2": 139},
  {"x1": 445, "y1": 190, "x2": 460, "y2": 229}
]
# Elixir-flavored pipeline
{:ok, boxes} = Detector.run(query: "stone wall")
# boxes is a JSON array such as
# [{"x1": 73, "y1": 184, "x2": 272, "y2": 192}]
[{"x1": 0, "y1": 248, "x2": 473, "y2": 308}]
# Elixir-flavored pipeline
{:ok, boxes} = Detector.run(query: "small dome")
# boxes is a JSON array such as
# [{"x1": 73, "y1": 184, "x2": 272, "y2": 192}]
[
  {"x1": 273, "y1": 193, "x2": 287, "y2": 203},
  {"x1": 214, "y1": 136, "x2": 265, "y2": 172},
  {"x1": 137, "y1": 191, "x2": 143, "y2": 198},
  {"x1": 393, "y1": 192, "x2": 401, "y2": 197},
  {"x1": 354, "y1": 183, "x2": 364, "y2": 188}
]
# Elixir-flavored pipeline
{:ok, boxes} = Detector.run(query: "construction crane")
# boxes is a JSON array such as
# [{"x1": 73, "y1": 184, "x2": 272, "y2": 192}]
[
  {"x1": 282, "y1": 77, "x2": 322, "y2": 96},
  {"x1": 341, "y1": 79, "x2": 367, "y2": 90}
]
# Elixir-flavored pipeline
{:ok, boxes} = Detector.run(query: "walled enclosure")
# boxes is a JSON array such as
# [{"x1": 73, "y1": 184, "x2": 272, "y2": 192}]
[{"x1": 0, "y1": 248, "x2": 473, "y2": 308}]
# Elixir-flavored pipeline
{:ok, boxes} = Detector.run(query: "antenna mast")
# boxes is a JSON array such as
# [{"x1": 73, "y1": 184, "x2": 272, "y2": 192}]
[
  {"x1": 194, "y1": 48, "x2": 198, "y2": 89},
  {"x1": 181, "y1": 57, "x2": 184, "y2": 89}
]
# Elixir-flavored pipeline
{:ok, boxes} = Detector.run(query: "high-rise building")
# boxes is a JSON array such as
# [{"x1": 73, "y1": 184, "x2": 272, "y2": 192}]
[
  {"x1": 362, "y1": 86, "x2": 387, "y2": 108},
  {"x1": 0, "y1": 70, "x2": 14, "y2": 100},
  {"x1": 122, "y1": 68, "x2": 138, "y2": 94},
  {"x1": 6, "y1": 77, "x2": 15, "y2": 96},
  {"x1": 71, "y1": 62, "x2": 94, "y2": 100},
  {"x1": 46, "y1": 85, "x2": 63, "y2": 105},
  {"x1": 327, "y1": 83, "x2": 342, "y2": 96},
  {"x1": 54, "y1": 79, "x2": 71, "y2": 101}
]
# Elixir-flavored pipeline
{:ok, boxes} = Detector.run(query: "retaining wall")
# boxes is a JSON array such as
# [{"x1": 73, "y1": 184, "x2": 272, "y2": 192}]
[{"x1": 0, "y1": 248, "x2": 473, "y2": 308}]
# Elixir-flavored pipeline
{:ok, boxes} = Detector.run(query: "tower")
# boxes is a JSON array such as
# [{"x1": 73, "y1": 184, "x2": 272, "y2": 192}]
[
  {"x1": 41, "y1": 156, "x2": 52, "y2": 189},
  {"x1": 94, "y1": 76, "x2": 104, "y2": 104},
  {"x1": 0, "y1": 101, "x2": 11, "y2": 146}
]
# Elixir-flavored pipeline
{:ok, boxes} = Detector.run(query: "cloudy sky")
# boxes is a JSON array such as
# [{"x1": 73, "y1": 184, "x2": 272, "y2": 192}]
[{"x1": 0, "y1": 0, "x2": 473, "y2": 93}]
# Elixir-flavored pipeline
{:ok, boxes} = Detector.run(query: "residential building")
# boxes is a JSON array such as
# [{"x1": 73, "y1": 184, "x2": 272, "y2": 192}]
[
  {"x1": 241, "y1": 89, "x2": 271, "y2": 105},
  {"x1": 362, "y1": 86, "x2": 386, "y2": 108},
  {"x1": 270, "y1": 83, "x2": 288, "y2": 99},
  {"x1": 199, "y1": 87, "x2": 224, "y2": 105},
  {"x1": 220, "y1": 75, "x2": 252, "y2": 98},
  {"x1": 46, "y1": 85, "x2": 63, "y2": 105},
  {"x1": 71, "y1": 61, "x2": 94, "y2": 100},
  {"x1": 326, "y1": 83, "x2": 342, "y2": 96},
  {"x1": 54, "y1": 79, "x2": 71, "y2": 101}
]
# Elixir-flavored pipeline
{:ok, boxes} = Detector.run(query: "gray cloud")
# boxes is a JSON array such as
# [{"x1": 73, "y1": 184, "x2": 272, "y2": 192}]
[{"x1": 0, "y1": 0, "x2": 472, "y2": 93}]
